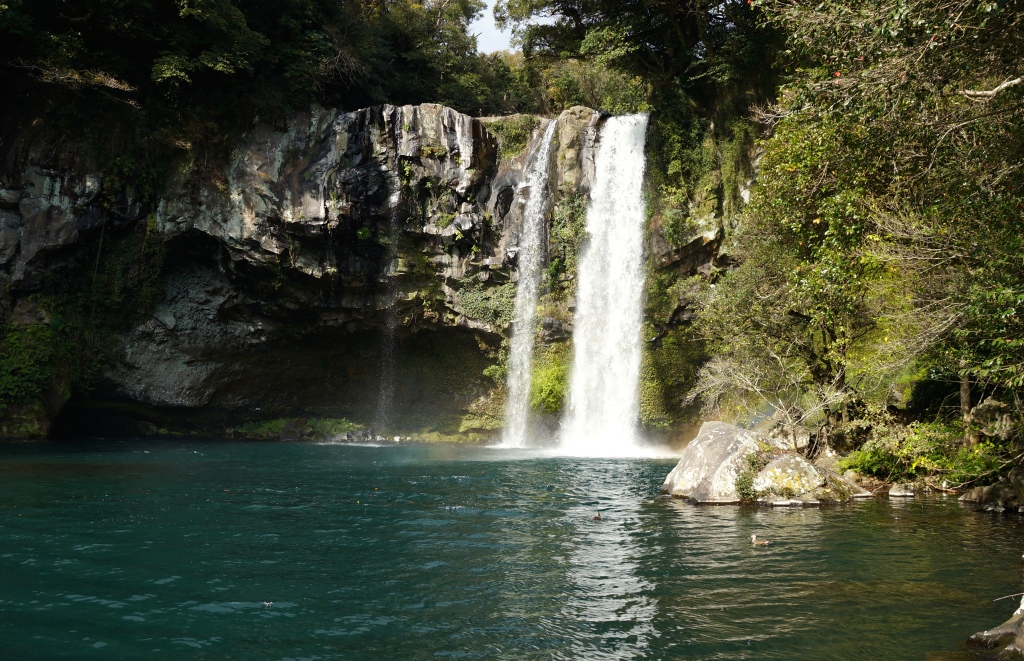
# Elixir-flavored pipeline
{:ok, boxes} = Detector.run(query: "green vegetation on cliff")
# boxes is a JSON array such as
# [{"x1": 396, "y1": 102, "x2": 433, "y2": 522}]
[
  {"x1": 485, "y1": 115, "x2": 539, "y2": 159},
  {"x1": 529, "y1": 343, "x2": 570, "y2": 415}
]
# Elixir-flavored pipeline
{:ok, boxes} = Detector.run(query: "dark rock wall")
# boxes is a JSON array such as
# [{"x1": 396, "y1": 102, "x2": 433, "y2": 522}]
[{"x1": 0, "y1": 104, "x2": 607, "y2": 438}]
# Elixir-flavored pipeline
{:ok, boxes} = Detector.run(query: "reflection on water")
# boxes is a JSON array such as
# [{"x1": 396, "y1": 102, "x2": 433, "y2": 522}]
[
  {"x1": 560, "y1": 461, "x2": 657, "y2": 659},
  {"x1": 0, "y1": 440, "x2": 1022, "y2": 660}
]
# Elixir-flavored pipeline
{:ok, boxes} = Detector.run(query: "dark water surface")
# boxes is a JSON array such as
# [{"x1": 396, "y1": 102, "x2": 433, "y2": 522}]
[{"x1": 1, "y1": 440, "x2": 1023, "y2": 660}]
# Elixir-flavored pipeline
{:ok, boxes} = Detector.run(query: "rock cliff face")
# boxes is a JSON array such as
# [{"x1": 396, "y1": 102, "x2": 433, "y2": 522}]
[{"x1": 0, "y1": 104, "x2": 615, "y2": 438}]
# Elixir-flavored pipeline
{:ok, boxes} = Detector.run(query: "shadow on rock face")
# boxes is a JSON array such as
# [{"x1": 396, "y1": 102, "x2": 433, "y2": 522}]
[{"x1": 51, "y1": 324, "x2": 495, "y2": 439}]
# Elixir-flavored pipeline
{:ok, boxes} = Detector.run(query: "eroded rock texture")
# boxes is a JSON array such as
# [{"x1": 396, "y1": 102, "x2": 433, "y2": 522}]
[
  {"x1": 661, "y1": 421, "x2": 869, "y2": 505},
  {"x1": 0, "y1": 104, "x2": 603, "y2": 437}
]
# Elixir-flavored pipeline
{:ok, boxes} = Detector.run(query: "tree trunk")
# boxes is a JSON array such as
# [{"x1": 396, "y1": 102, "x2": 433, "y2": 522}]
[{"x1": 961, "y1": 375, "x2": 979, "y2": 446}]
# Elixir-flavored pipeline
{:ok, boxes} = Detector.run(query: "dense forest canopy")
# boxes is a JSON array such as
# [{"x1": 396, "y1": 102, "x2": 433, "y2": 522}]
[
  {"x1": 692, "y1": 0, "x2": 1024, "y2": 482},
  {"x1": 0, "y1": 0, "x2": 521, "y2": 158}
]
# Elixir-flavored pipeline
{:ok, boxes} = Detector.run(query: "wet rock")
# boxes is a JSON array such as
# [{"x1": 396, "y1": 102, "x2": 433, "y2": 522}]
[
  {"x1": 540, "y1": 317, "x2": 571, "y2": 342},
  {"x1": 153, "y1": 308, "x2": 176, "y2": 330},
  {"x1": 889, "y1": 483, "x2": 915, "y2": 498},
  {"x1": 970, "y1": 397, "x2": 1020, "y2": 442},
  {"x1": 279, "y1": 419, "x2": 305, "y2": 441},
  {"x1": 959, "y1": 480, "x2": 1019, "y2": 509},
  {"x1": 753, "y1": 408, "x2": 812, "y2": 451},
  {"x1": 10, "y1": 166, "x2": 104, "y2": 282},
  {"x1": 754, "y1": 454, "x2": 870, "y2": 504},
  {"x1": 661, "y1": 421, "x2": 872, "y2": 505},
  {"x1": 1009, "y1": 468, "x2": 1024, "y2": 505},
  {"x1": 10, "y1": 298, "x2": 50, "y2": 326},
  {"x1": 660, "y1": 422, "x2": 763, "y2": 503},
  {"x1": 767, "y1": 499, "x2": 812, "y2": 507},
  {"x1": 0, "y1": 188, "x2": 21, "y2": 207},
  {"x1": 0, "y1": 209, "x2": 22, "y2": 265},
  {"x1": 971, "y1": 596, "x2": 1024, "y2": 656},
  {"x1": 753, "y1": 454, "x2": 824, "y2": 495}
]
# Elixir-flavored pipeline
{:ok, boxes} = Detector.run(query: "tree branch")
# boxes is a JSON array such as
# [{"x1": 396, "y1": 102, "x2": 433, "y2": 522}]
[{"x1": 962, "y1": 76, "x2": 1022, "y2": 100}]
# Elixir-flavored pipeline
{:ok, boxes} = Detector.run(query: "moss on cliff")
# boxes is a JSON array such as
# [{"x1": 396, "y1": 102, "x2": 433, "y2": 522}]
[
  {"x1": 486, "y1": 115, "x2": 540, "y2": 159},
  {"x1": 457, "y1": 279, "x2": 516, "y2": 330},
  {"x1": 530, "y1": 343, "x2": 571, "y2": 414},
  {"x1": 235, "y1": 417, "x2": 362, "y2": 440},
  {"x1": 459, "y1": 386, "x2": 506, "y2": 434},
  {"x1": 0, "y1": 324, "x2": 59, "y2": 414},
  {"x1": 546, "y1": 192, "x2": 588, "y2": 301}
]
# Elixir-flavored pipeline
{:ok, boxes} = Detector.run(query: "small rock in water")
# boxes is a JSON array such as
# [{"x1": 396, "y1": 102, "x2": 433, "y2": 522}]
[
  {"x1": 889, "y1": 483, "x2": 915, "y2": 498},
  {"x1": 972, "y1": 595, "x2": 1024, "y2": 653}
]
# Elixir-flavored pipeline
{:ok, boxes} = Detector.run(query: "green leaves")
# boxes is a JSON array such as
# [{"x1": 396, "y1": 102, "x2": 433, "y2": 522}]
[
  {"x1": 838, "y1": 420, "x2": 1009, "y2": 486},
  {"x1": 0, "y1": 324, "x2": 58, "y2": 412},
  {"x1": 702, "y1": 0, "x2": 1024, "y2": 425}
]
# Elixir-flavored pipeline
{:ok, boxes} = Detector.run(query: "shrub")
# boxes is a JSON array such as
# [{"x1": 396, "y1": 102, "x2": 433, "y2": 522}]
[
  {"x1": 458, "y1": 279, "x2": 516, "y2": 329},
  {"x1": 486, "y1": 115, "x2": 539, "y2": 159},
  {"x1": 306, "y1": 418, "x2": 362, "y2": 436},
  {"x1": 546, "y1": 192, "x2": 587, "y2": 300},
  {"x1": 838, "y1": 421, "x2": 1010, "y2": 487},
  {"x1": 734, "y1": 444, "x2": 779, "y2": 502},
  {"x1": 0, "y1": 324, "x2": 59, "y2": 412}
]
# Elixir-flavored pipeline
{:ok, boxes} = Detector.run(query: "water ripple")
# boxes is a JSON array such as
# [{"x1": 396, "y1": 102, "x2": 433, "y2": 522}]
[{"x1": 0, "y1": 441, "x2": 1021, "y2": 659}]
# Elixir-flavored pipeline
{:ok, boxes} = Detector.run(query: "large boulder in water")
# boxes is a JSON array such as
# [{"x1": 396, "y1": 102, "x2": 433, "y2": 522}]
[
  {"x1": 661, "y1": 421, "x2": 872, "y2": 505},
  {"x1": 660, "y1": 422, "x2": 765, "y2": 503}
]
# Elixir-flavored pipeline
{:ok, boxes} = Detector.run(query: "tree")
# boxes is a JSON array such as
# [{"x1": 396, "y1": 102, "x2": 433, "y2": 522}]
[
  {"x1": 0, "y1": 0, "x2": 509, "y2": 162},
  {"x1": 695, "y1": 0, "x2": 1024, "y2": 445}
]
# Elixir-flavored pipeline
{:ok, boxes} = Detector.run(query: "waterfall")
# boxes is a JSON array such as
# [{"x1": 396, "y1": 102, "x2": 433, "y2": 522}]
[
  {"x1": 374, "y1": 194, "x2": 402, "y2": 433},
  {"x1": 561, "y1": 114, "x2": 650, "y2": 455},
  {"x1": 502, "y1": 120, "x2": 559, "y2": 447}
]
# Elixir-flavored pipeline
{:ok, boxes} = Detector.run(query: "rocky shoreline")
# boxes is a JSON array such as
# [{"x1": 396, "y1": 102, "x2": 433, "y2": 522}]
[{"x1": 659, "y1": 420, "x2": 1024, "y2": 658}]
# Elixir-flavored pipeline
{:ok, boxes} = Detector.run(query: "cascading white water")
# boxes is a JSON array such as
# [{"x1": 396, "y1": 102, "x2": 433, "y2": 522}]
[
  {"x1": 502, "y1": 120, "x2": 559, "y2": 448},
  {"x1": 561, "y1": 114, "x2": 650, "y2": 456}
]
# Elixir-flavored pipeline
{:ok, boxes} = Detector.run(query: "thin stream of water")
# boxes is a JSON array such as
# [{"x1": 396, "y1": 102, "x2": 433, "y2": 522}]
[
  {"x1": 503, "y1": 120, "x2": 559, "y2": 448},
  {"x1": 374, "y1": 194, "x2": 403, "y2": 433}
]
